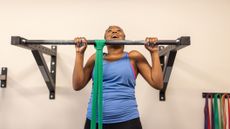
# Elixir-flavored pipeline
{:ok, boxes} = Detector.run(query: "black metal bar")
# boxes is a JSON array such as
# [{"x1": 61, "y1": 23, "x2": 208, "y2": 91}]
[
  {"x1": 159, "y1": 44, "x2": 188, "y2": 56},
  {"x1": 159, "y1": 49, "x2": 165, "y2": 101},
  {"x1": 159, "y1": 36, "x2": 190, "y2": 56},
  {"x1": 50, "y1": 46, "x2": 57, "y2": 99},
  {"x1": 159, "y1": 45, "x2": 176, "y2": 56},
  {"x1": 31, "y1": 50, "x2": 55, "y2": 99},
  {"x1": 11, "y1": 36, "x2": 56, "y2": 56},
  {"x1": 203, "y1": 92, "x2": 230, "y2": 98},
  {"x1": 24, "y1": 40, "x2": 179, "y2": 45},
  {"x1": 159, "y1": 46, "x2": 165, "y2": 70},
  {"x1": 159, "y1": 51, "x2": 177, "y2": 101},
  {"x1": 11, "y1": 36, "x2": 190, "y2": 46},
  {"x1": 0, "y1": 67, "x2": 7, "y2": 88}
]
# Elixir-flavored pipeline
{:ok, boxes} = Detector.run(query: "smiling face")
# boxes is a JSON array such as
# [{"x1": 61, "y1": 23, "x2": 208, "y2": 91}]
[{"x1": 104, "y1": 26, "x2": 126, "y2": 40}]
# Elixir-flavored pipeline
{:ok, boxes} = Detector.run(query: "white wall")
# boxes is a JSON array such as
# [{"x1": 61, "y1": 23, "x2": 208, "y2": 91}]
[{"x1": 0, "y1": 0, "x2": 230, "y2": 129}]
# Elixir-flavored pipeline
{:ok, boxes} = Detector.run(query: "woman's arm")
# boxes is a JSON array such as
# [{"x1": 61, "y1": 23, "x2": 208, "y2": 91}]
[
  {"x1": 72, "y1": 37, "x2": 95, "y2": 91},
  {"x1": 130, "y1": 37, "x2": 163, "y2": 90}
]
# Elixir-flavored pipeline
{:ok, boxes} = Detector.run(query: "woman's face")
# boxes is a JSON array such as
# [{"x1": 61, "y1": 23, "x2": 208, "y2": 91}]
[{"x1": 104, "y1": 26, "x2": 125, "y2": 40}]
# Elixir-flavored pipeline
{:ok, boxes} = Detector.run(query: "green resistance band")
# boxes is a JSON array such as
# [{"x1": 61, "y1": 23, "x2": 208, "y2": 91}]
[
  {"x1": 214, "y1": 94, "x2": 220, "y2": 129},
  {"x1": 220, "y1": 95, "x2": 223, "y2": 129},
  {"x1": 91, "y1": 40, "x2": 105, "y2": 129}
]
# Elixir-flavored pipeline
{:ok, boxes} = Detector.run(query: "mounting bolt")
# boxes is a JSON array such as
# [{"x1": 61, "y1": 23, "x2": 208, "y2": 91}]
[
  {"x1": 159, "y1": 46, "x2": 165, "y2": 50},
  {"x1": 50, "y1": 92, "x2": 55, "y2": 99},
  {"x1": 22, "y1": 39, "x2": 26, "y2": 42}
]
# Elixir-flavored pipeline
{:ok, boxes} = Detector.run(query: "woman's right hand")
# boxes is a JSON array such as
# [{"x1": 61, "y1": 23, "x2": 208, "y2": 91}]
[{"x1": 74, "y1": 37, "x2": 87, "y2": 54}]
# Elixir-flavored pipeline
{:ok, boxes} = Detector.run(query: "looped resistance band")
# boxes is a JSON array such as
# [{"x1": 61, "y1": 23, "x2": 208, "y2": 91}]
[
  {"x1": 91, "y1": 40, "x2": 105, "y2": 129},
  {"x1": 204, "y1": 94, "x2": 211, "y2": 129},
  {"x1": 221, "y1": 94, "x2": 227, "y2": 129},
  {"x1": 214, "y1": 94, "x2": 221, "y2": 129},
  {"x1": 228, "y1": 95, "x2": 230, "y2": 129}
]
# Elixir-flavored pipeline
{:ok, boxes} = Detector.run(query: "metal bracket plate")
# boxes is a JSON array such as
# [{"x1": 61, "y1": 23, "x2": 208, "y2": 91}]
[
  {"x1": 0, "y1": 67, "x2": 8, "y2": 88},
  {"x1": 31, "y1": 47, "x2": 57, "y2": 99},
  {"x1": 159, "y1": 50, "x2": 177, "y2": 101}
]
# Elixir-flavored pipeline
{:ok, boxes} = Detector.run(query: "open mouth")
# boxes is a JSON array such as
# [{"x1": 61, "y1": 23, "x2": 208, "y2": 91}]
[{"x1": 112, "y1": 35, "x2": 118, "y2": 38}]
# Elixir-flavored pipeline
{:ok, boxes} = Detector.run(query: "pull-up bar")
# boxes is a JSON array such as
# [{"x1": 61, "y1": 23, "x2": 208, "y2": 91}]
[
  {"x1": 11, "y1": 36, "x2": 190, "y2": 46},
  {"x1": 11, "y1": 36, "x2": 190, "y2": 100}
]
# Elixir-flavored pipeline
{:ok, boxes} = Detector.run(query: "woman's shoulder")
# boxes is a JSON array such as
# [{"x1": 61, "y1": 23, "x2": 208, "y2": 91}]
[
  {"x1": 127, "y1": 50, "x2": 146, "y2": 63},
  {"x1": 86, "y1": 53, "x2": 96, "y2": 63},
  {"x1": 128, "y1": 50, "x2": 143, "y2": 58}
]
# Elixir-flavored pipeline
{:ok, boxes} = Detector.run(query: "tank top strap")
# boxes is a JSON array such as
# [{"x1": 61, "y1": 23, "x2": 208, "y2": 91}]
[{"x1": 124, "y1": 52, "x2": 129, "y2": 59}]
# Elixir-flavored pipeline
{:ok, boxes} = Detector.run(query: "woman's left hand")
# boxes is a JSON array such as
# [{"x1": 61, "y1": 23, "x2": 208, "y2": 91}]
[{"x1": 145, "y1": 37, "x2": 158, "y2": 52}]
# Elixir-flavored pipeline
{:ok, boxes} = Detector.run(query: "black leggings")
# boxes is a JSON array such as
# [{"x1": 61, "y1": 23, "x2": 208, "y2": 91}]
[{"x1": 84, "y1": 118, "x2": 142, "y2": 129}]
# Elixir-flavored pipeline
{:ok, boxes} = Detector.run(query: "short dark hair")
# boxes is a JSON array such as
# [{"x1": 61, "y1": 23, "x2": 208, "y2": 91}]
[{"x1": 104, "y1": 25, "x2": 126, "y2": 39}]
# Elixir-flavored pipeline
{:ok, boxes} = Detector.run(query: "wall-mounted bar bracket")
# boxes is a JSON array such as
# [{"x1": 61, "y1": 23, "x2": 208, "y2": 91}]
[
  {"x1": 159, "y1": 51, "x2": 177, "y2": 101},
  {"x1": 0, "y1": 67, "x2": 8, "y2": 88},
  {"x1": 12, "y1": 36, "x2": 57, "y2": 99},
  {"x1": 158, "y1": 36, "x2": 190, "y2": 101}
]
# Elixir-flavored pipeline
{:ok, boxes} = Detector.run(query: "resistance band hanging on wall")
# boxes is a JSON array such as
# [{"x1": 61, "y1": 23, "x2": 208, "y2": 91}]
[
  {"x1": 221, "y1": 94, "x2": 227, "y2": 129},
  {"x1": 204, "y1": 94, "x2": 211, "y2": 129},
  {"x1": 91, "y1": 40, "x2": 105, "y2": 129},
  {"x1": 203, "y1": 93, "x2": 230, "y2": 129}
]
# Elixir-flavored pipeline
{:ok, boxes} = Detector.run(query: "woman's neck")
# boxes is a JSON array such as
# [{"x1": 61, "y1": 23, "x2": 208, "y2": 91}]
[{"x1": 106, "y1": 46, "x2": 124, "y2": 56}]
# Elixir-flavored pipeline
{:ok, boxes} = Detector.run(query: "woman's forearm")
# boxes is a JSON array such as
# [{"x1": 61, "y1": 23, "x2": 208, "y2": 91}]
[
  {"x1": 150, "y1": 51, "x2": 163, "y2": 89},
  {"x1": 72, "y1": 52, "x2": 85, "y2": 90}
]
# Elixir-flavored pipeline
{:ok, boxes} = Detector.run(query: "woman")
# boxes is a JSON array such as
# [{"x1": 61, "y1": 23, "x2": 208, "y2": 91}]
[{"x1": 72, "y1": 25, "x2": 163, "y2": 129}]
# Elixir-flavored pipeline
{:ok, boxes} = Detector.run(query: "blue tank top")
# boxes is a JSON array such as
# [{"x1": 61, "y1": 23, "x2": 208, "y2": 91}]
[{"x1": 86, "y1": 52, "x2": 139, "y2": 124}]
